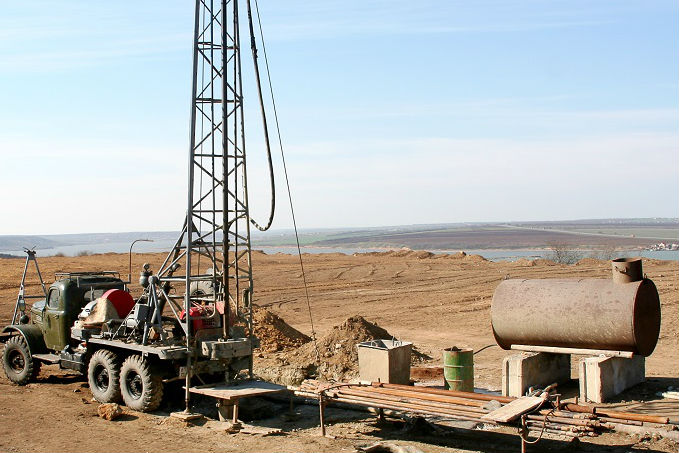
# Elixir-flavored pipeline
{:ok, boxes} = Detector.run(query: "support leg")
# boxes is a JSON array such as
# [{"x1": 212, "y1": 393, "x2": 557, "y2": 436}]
[
  {"x1": 319, "y1": 397, "x2": 326, "y2": 437},
  {"x1": 217, "y1": 399, "x2": 234, "y2": 422},
  {"x1": 377, "y1": 408, "x2": 385, "y2": 424},
  {"x1": 232, "y1": 401, "x2": 239, "y2": 424}
]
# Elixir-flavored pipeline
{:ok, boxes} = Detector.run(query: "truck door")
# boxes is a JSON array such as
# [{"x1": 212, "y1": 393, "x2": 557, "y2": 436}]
[{"x1": 44, "y1": 288, "x2": 67, "y2": 351}]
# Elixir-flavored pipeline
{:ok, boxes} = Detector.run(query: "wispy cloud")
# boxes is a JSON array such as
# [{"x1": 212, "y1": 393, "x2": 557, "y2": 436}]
[{"x1": 257, "y1": 0, "x2": 620, "y2": 41}]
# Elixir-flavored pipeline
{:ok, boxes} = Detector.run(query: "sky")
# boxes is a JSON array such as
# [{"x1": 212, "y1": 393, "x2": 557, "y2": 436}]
[{"x1": 0, "y1": 1, "x2": 677, "y2": 235}]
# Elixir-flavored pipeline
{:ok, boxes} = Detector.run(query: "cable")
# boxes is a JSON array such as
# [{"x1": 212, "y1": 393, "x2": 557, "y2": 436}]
[
  {"x1": 251, "y1": 0, "x2": 321, "y2": 367},
  {"x1": 245, "y1": 0, "x2": 275, "y2": 232},
  {"x1": 473, "y1": 344, "x2": 497, "y2": 355},
  {"x1": 519, "y1": 408, "x2": 554, "y2": 445}
]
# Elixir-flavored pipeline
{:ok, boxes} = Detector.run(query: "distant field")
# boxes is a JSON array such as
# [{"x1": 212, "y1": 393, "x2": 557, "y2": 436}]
[
  {"x1": 307, "y1": 226, "x2": 664, "y2": 250},
  {"x1": 255, "y1": 220, "x2": 679, "y2": 251},
  {"x1": 561, "y1": 227, "x2": 679, "y2": 240}
]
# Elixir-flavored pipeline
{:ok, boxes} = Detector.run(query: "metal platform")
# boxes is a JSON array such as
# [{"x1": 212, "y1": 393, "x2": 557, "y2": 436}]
[
  {"x1": 189, "y1": 380, "x2": 289, "y2": 424},
  {"x1": 189, "y1": 380, "x2": 287, "y2": 401}
]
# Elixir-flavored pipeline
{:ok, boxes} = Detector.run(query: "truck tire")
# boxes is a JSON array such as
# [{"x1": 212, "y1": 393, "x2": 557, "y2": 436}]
[
  {"x1": 119, "y1": 355, "x2": 163, "y2": 412},
  {"x1": 2, "y1": 335, "x2": 40, "y2": 385},
  {"x1": 88, "y1": 349, "x2": 122, "y2": 403}
]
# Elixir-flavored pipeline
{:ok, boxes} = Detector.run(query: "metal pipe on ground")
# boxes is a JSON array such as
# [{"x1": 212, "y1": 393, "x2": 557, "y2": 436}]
[
  {"x1": 371, "y1": 382, "x2": 514, "y2": 404},
  {"x1": 332, "y1": 387, "x2": 489, "y2": 416},
  {"x1": 525, "y1": 414, "x2": 597, "y2": 428},
  {"x1": 327, "y1": 391, "x2": 489, "y2": 421},
  {"x1": 366, "y1": 386, "x2": 488, "y2": 408},
  {"x1": 563, "y1": 404, "x2": 671, "y2": 424},
  {"x1": 322, "y1": 394, "x2": 487, "y2": 423}
]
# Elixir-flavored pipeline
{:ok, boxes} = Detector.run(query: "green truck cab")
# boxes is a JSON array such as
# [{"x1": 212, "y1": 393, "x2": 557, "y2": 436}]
[{"x1": 30, "y1": 273, "x2": 126, "y2": 351}]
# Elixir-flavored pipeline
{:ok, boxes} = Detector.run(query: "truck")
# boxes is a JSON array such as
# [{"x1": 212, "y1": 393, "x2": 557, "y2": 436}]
[{"x1": 1, "y1": 254, "x2": 252, "y2": 412}]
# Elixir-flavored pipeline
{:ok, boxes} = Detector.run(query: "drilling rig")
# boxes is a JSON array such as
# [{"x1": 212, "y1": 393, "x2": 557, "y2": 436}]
[{"x1": 2, "y1": 0, "x2": 277, "y2": 413}]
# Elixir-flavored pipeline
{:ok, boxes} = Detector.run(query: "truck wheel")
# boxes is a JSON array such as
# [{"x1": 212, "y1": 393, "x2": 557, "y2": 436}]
[
  {"x1": 88, "y1": 349, "x2": 122, "y2": 403},
  {"x1": 119, "y1": 355, "x2": 163, "y2": 412},
  {"x1": 2, "y1": 335, "x2": 40, "y2": 385}
]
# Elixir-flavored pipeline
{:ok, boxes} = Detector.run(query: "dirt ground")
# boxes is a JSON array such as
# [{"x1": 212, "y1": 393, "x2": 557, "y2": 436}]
[{"x1": 0, "y1": 251, "x2": 677, "y2": 452}]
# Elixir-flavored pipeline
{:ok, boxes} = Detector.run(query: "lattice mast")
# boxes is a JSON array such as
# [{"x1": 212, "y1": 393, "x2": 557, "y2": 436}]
[{"x1": 157, "y1": 0, "x2": 255, "y2": 404}]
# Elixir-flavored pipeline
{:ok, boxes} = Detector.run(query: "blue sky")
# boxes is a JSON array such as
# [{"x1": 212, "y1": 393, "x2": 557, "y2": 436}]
[{"x1": 0, "y1": 1, "x2": 677, "y2": 235}]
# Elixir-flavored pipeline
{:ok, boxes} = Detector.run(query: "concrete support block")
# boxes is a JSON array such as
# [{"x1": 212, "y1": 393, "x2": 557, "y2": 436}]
[
  {"x1": 579, "y1": 355, "x2": 645, "y2": 403},
  {"x1": 502, "y1": 352, "x2": 570, "y2": 397}
]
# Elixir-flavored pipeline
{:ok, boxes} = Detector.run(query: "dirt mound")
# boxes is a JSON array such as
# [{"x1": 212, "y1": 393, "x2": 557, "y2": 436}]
[
  {"x1": 411, "y1": 251, "x2": 434, "y2": 259},
  {"x1": 287, "y1": 315, "x2": 429, "y2": 382},
  {"x1": 445, "y1": 251, "x2": 467, "y2": 259},
  {"x1": 514, "y1": 258, "x2": 536, "y2": 267},
  {"x1": 464, "y1": 254, "x2": 487, "y2": 262},
  {"x1": 253, "y1": 308, "x2": 311, "y2": 353},
  {"x1": 532, "y1": 258, "x2": 556, "y2": 266},
  {"x1": 576, "y1": 257, "x2": 605, "y2": 266}
]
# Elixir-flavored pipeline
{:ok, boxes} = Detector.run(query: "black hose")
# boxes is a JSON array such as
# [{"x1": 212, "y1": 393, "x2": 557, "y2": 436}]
[{"x1": 245, "y1": 0, "x2": 275, "y2": 232}]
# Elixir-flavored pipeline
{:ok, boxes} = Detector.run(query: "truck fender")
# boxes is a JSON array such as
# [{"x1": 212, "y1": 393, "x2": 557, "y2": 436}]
[{"x1": 2, "y1": 325, "x2": 48, "y2": 355}]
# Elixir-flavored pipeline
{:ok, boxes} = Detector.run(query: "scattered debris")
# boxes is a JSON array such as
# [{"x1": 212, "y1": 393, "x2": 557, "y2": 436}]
[
  {"x1": 169, "y1": 411, "x2": 203, "y2": 422},
  {"x1": 97, "y1": 403, "x2": 122, "y2": 421},
  {"x1": 239, "y1": 423, "x2": 284, "y2": 436},
  {"x1": 356, "y1": 441, "x2": 425, "y2": 453},
  {"x1": 221, "y1": 421, "x2": 242, "y2": 433},
  {"x1": 159, "y1": 417, "x2": 191, "y2": 428},
  {"x1": 661, "y1": 390, "x2": 679, "y2": 400}
]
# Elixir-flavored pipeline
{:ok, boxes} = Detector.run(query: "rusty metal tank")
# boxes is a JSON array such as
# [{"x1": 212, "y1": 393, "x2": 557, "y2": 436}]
[{"x1": 491, "y1": 258, "x2": 661, "y2": 356}]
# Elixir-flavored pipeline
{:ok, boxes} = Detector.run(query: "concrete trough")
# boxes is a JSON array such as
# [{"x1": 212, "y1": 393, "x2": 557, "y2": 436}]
[{"x1": 357, "y1": 339, "x2": 412, "y2": 385}]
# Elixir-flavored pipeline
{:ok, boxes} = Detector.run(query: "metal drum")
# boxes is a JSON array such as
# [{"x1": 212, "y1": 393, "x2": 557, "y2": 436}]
[
  {"x1": 491, "y1": 259, "x2": 661, "y2": 356},
  {"x1": 443, "y1": 347, "x2": 474, "y2": 392}
]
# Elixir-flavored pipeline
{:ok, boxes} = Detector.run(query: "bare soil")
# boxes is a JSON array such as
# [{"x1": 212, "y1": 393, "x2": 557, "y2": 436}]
[{"x1": 0, "y1": 251, "x2": 677, "y2": 452}]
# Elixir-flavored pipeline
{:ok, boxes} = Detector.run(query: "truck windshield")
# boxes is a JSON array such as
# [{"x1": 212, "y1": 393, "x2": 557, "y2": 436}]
[{"x1": 47, "y1": 289, "x2": 59, "y2": 308}]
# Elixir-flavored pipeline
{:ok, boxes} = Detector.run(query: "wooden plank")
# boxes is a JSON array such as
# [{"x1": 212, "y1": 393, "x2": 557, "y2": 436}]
[
  {"x1": 189, "y1": 380, "x2": 288, "y2": 401},
  {"x1": 32, "y1": 353, "x2": 61, "y2": 364},
  {"x1": 481, "y1": 396, "x2": 544, "y2": 423},
  {"x1": 510, "y1": 344, "x2": 633, "y2": 358}
]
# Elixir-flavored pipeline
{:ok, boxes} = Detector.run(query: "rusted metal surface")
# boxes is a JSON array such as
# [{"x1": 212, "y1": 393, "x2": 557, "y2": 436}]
[
  {"x1": 372, "y1": 382, "x2": 515, "y2": 404},
  {"x1": 563, "y1": 403, "x2": 670, "y2": 424},
  {"x1": 612, "y1": 257, "x2": 643, "y2": 284},
  {"x1": 491, "y1": 270, "x2": 661, "y2": 356}
]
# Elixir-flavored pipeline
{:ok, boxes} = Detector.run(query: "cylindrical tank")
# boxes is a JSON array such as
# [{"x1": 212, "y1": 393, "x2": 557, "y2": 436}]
[
  {"x1": 443, "y1": 347, "x2": 474, "y2": 392},
  {"x1": 491, "y1": 259, "x2": 661, "y2": 356}
]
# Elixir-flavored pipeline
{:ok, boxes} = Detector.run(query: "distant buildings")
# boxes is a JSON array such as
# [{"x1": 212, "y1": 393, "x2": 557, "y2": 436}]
[{"x1": 647, "y1": 242, "x2": 679, "y2": 251}]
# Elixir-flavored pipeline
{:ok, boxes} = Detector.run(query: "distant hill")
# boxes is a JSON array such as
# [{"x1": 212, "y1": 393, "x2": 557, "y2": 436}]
[
  {"x1": 0, "y1": 235, "x2": 63, "y2": 252},
  {"x1": 0, "y1": 231, "x2": 180, "y2": 253}
]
